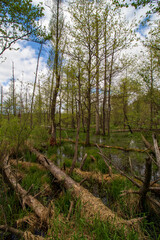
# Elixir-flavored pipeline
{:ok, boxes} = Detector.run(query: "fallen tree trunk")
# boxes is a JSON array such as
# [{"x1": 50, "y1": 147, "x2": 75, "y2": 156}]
[
  {"x1": 72, "y1": 168, "x2": 120, "y2": 184},
  {"x1": 28, "y1": 146, "x2": 141, "y2": 232},
  {"x1": 0, "y1": 225, "x2": 45, "y2": 240},
  {"x1": 61, "y1": 139, "x2": 147, "y2": 153},
  {"x1": 2, "y1": 155, "x2": 49, "y2": 224}
]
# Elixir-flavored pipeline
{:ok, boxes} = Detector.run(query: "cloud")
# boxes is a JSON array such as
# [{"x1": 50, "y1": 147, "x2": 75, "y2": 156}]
[{"x1": 0, "y1": 41, "x2": 48, "y2": 97}]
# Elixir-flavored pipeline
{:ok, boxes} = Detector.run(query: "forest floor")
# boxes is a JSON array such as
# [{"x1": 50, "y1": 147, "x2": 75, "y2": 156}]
[{"x1": 0, "y1": 128, "x2": 160, "y2": 240}]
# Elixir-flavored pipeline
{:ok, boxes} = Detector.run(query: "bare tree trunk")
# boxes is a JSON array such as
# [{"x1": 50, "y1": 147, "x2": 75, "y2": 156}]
[
  {"x1": 85, "y1": 49, "x2": 91, "y2": 146},
  {"x1": 81, "y1": 104, "x2": 86, "y2": 133},
  {"x1": 70, "y1": 66, "x2": 81, "y2": 175},
  {"x1": 1, "y1": 85, "x2": 3, "y2": 116},
  {"x1": 12, "y1": 62, "x2": 16, "y2": 116},
  {"x1": 102, "y1": 18, "x2": 107, "y2": 136},
  {"x1": 30, "y1": 43, "x2": 43, "y2": 128},
  {"x1": 59, "y1": 88, "x2": 62, "y2": 144},
  {"x1": 139, "y1": 158, "x2": 152, "y2": 210},
  {"x1": 71, "y1": 85, "x2": 75, "y2": 129},
  {"x1": 107, "y1": 33, "x2": 116, "y2": 137},
  {"x1": 150, "y1": 51, "x2": 154, "y2": 130},
  {"x1": 95, "y1": 9, "x2": 100, "y2": 135},
  {"x1": 50, "y1": 0, "x2": 61, "y2": 145}
]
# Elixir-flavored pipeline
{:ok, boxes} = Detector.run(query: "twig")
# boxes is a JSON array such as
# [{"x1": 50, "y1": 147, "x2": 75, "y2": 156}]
[
  {"x1": 80, "y1": 153, "x2": 87, "y2": 170},
  {"x1": 97, "y1": 145, "x2": 140, "y2": 188},
  {"x1": 146, "y1": 152, "x2": 158, "y2": 167},
  {"x1": 150, "y1": 177, "x2": 160, "y2": 186},
  {"x1": 24, "y1": 184, "x2": 34, "y2": 197},
  {"x1": 67, "y1": 201, "x2": 74, "y2": 221},
  {"x1": 79, "y1": 177, "x2": 88, "y2": 185},
  {"x1": 34, "y1": 185, "x2": 50, "y2": 198},
  {"x1": 120, "y1": 190, "x2": 140, "y2": 197},
  {"x1": 96, "y1": 144, "x2": 112, "y2": 177}
]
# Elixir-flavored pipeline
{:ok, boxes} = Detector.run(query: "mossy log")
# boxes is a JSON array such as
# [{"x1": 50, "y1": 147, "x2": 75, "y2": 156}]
[
  {"x1": 72, "y1": 168, "x2": 122, "y2": 184},
  {"x1": 28, "y1": 146, "x2": 142, "y2": 232},
  {"x1": 2, "y1": 155, "x2": 49, "y2": 224}
]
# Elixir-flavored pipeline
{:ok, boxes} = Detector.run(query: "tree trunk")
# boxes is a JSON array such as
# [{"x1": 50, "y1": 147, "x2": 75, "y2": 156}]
[
  {"x1": 70, "y1": 67, "x2": 81, "y2": 175},
  {"x1": 85, "y1": 49, "x2": 91, "y2": 146},
  {"x1": 95, "y1": 9, "x2": 100, "y2": 135},
  {"x1": 102, "y1": 18, "x2": 107, "y2": 136},
  {"x1": 2, "y1": 155, "x2": 49, "y2": 224},
  {"x1": 12, "y1": 61, "x2": 16, "y2": 116},
  {"x1": 50, "y1": 0, "x2": 61, "y2": 145},
  {"x1": 1, "y1": 85, "x2": 3, "y2": 116},
  {"x1": 107, "y1": 33, "x2": 116, "y2": 137},
  {"x1": 30, "y1": 43, "x2": 43, "y2": 128}
]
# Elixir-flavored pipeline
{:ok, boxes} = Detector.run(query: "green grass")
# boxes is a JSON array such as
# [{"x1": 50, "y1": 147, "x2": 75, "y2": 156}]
[{"x1": 21, "y1": 166, "x2": 50, "y2": 195}]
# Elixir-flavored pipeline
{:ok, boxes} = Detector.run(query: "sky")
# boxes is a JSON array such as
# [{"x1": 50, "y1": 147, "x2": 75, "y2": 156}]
[{"x1": 0, "y1": 0, "x2": 157, "y2": 100}]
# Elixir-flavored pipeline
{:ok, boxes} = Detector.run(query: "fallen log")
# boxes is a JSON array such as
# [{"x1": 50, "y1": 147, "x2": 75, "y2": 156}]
[
  {"x1": 60, "y1": 138, "x2": 147, "y2": 153},
  {"x1": 0, "y1": 225, "x2": 45, "y2": 240},
  {"x1": 2, "y1": 155, "x2": 49, "y2": 224},
  {"x1": 28, "y1": 146, "x2": 142, "y2": 232},
  {"x1": 10, "y1": 160, "x2": 46, "y2": 171},
  {"x1": 73, "y1": 168, "x2": 120, "y2": 184}
]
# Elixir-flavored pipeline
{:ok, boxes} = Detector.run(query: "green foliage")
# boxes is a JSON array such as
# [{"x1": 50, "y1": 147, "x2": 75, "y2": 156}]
[
  {"x1": 23, "y1": 150, "x2": 37, "y2": 162},
  {"x1": 0, "y1": 117, "x2": 30, "y2": 155},
  {"x1": 54, "y1": 191, "x2": 72, "y2": 217},
  {"x1": 31, "y1": 125, "x2": 49, "y2": 148},
  {"x1": 0, "y1": 0, "x2": 45, "y2": 55},
  {"x1": 21, "y1": 166, "x2": 48, "y2": 195},
  {"x1": 106, "y1": 178, "x2": 133, "y2": 203}
]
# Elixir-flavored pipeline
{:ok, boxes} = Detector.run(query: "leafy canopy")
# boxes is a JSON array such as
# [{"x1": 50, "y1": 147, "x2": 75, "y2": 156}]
[{"x1": 0, "y1": 0, "x2": 45, "y2": 55}]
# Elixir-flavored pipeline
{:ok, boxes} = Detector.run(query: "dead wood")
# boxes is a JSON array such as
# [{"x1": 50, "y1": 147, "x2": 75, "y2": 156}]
[
  {"x1": 73, "y1": 168, "x2": 123, "y2": 184},
  {"x1": 139, "y1": 158, "x2": 152, "y2": 209},
  {"x1": 90, "y1": 155, "x2": 96, "y2": 162},
  {"x1": 67, "y1": 201, "x2": 74, "y2": 221},
  {"x1": 141, "y1": 134, "x2": 155, "y2": 153},
  {"x1": 11, "y1": 160, "x2": 46, "y2": 171},
  {"x1": 152, "y1": 133, "x2": 160, "y2": 170},
  {"x1": 28, "y1": 146, "x2": 142, "y2": 232},
  {"x1": 97, "y1": 144, "x2": 160, "y2": 213},
  {"x1": 2, "y1": 155, "x2": 49, "y2": 224},
  {"x1": 17, "y1": 213, "x2": 39, "y2": 229},
  {"x1": 0, "y1": 225, "x2": 45, "y2": 240},
  {"x1": 80, "y1": 153, "x2": 87, "y2": 170},
  {"x1": 61, "y1": 139, "x2": 147, "y2": 153},
  {"x1": 97, "y1": 145, "x2": 141, "y2": 188}
]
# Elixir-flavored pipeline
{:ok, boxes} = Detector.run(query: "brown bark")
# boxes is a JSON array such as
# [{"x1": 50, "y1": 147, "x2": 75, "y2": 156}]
[
  {"x1": 50, "y1": 0, "x2": 61, "y2": 145},
  {"x1": 0, "y1": 225, "x2": 45, "y2": 240},
  {"x1": 107, "y1": 34, "x2": 116, "y2": 137},
  {"x1": 139, "y1": 158, "x2": 152, "y2": 210},
  {"x1": 2, "y1": 155, "x2": 49, "y2": 224},
  {"x1": 28, "y1": 146, "x2": 141, "y2": 231},
  {"x1": 141, "y1": 134, "x2": 155, "y2": 152},
  {"x1": 95, "y1": 8, "x2": 100, "y2": 135},
  {"x1": 69, "y1": 67, "x2": 81, "y2": 175},
  {"x1": 80, "y1": 153, "x2": 88, "y2": 170},
  {"x1": 152, "y1": 133, "x2": 160, "y2": 170}
]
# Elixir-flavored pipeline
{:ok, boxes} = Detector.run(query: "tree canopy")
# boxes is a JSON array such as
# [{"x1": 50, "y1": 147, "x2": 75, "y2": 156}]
[{"x1": 0, "y1": 0, "x2": 44, "y2": 55}]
